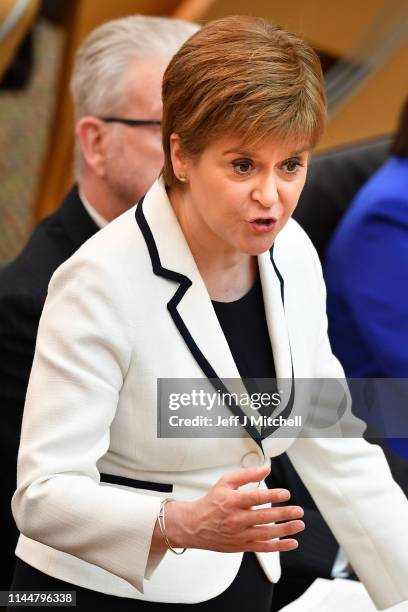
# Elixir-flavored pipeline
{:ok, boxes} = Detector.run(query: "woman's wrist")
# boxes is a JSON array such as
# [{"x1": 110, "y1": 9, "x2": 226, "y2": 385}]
[
  {"x1": 163, "y1": 499, "x2": 195, "y2": 549},
  {"x1": 151, "y1": 500, "x2": 195, "y2": 553}
]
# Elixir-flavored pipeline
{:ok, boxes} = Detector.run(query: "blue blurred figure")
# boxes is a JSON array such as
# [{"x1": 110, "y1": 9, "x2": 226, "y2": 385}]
[{"x1": 325, "y1": 97, "x2": 408, "y2": 459}]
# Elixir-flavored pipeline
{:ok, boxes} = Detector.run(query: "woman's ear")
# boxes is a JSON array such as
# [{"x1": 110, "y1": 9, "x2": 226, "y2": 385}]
[
  {"x1": 75, "y1": 117, "x2": 108, "y2": 177},
  {"x1": 169, "y1": 133, "x2": 189, "y2": 182}
]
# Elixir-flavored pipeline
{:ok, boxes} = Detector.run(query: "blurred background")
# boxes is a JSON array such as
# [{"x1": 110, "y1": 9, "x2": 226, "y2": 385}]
[{"x1": 0, "y1": 0, "x2": 407, "y2": 261}]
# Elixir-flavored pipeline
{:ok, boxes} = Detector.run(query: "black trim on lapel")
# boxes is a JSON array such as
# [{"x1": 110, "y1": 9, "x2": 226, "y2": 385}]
[
  {"x1": 260, "y1": 247, "x2": 296, "y2": 439},
  {"x1": 135, "y1": 200, "x2": 296, "y2": 450},
  {"x1": 135, "y1": 198, "x2": 264, "y2": 450},
  {"x1": 270, "y1": 244, "x2": 285, "y2": 305},
  {"x1": 261, "y1": 361, "x2": 295, "y2": 439}
]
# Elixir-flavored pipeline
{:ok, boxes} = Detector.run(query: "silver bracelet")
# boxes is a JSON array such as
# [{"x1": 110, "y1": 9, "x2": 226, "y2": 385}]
[{"x1": 158, "y1": 498, "x2": 186, "y2": 555}]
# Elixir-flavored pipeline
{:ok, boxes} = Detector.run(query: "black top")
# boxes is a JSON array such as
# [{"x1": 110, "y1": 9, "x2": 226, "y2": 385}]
[
  {"x1": 212, "y1": 270, "x2": 277, "y2": 419},
  {"x1": 212, "y1": 270, "x2": 276, "y2": 380}
]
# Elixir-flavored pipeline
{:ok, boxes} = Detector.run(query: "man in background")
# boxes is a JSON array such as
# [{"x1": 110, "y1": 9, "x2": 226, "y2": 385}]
[{"x1": 0, "y1": 14, "x2": 198, "y2": 591}]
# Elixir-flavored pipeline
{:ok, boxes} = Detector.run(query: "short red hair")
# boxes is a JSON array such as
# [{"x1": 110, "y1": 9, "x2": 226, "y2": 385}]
[{"x1": 161, "y1": 15, "x2": 326, "y2": 188}]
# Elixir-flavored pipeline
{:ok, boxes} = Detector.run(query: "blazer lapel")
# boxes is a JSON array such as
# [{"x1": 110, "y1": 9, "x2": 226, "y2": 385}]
[
  {"x1": 258, "y1": 246, "x2": 295, "y2": 440},
  {"x1": 136, "y1": 179, "x2": 240, "y2": 377},
  {"x1": 135, "y1": 179, "x2": 294, "y2": 448},
  {"x1": 258, "y1": 246, "x2": 293, "y2": 381}
]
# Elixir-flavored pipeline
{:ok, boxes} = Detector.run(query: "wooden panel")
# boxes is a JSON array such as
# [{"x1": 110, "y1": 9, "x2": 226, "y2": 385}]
[
  {"x1": 202, "y1": 0, "x2": 408, "y2": 150},
  {"x1": 33, "y1": 0, "x2": 184, "y2": 221},
  {"x1": 202, "y1": 0, "x2": 395, "y2": 57},
  {"x1": 173, "y1": 0, "x2": 216, "y2": 21},
  {"x1": 319, "y1": 41, "x2": 408, "y2": 150},
  {"x1": 0, "y1": 0, "x2": 40, "y2": 80}
]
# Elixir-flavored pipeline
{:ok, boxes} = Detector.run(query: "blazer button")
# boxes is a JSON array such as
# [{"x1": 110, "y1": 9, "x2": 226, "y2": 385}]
[{"x1": 241, "y1": 452, "x2": 262, "y2": 468}]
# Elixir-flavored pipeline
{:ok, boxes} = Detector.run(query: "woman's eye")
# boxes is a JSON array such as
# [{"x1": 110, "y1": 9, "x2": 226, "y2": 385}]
[
  {"x1": 232, "y1": 159, "x2": 254, "y2": 175},
  {"x1": 282, "y1": 158, "x2": 302, "y2": 174}
]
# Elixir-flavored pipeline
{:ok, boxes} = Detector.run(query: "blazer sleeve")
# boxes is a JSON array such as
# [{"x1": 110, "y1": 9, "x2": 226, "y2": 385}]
[
  {"x1": 11, "y1": 255, "x2": 165, "y2": 594},
  {"x1": 286, "y1": 240, "x2": 408, "y2": 610}
]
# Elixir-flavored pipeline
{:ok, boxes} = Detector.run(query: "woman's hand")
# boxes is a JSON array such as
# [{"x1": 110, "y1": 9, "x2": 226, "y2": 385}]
[{"x1": 160, "y1": 465, "x2": 304, "y2": 553}]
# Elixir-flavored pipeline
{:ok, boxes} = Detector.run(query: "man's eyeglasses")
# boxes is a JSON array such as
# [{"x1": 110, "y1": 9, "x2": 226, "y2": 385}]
[{"x1": 100, "y1": 117, "x2": 161, "y2": 127}]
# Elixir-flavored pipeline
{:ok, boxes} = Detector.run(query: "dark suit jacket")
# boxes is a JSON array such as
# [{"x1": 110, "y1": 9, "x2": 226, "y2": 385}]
[
  {"x1": 293, "y1": 135, "x2": 390, "y2": 261},
  {"x1": 0, "y1": 187, "x2": 98, "y2": 590}
]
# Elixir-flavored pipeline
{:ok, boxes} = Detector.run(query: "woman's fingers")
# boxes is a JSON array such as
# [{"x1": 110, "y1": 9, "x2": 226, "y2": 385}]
[
  {"x1": 235, "y1": 486, "x2": 291, "y2": 508},
  {"x1": 247, "y1": 538, "x2": 299, "y2": 553},
  {"x1": 188, "y1": 468, "x2": 305, "y2": 554},
  {"x1": 236, "y1": 504, "x2": 304, "y2": 529},
  {"x1": 217, "y1": 537, "x2": 300, "y2": 553},
  {"x1": 218, "y1": 465, "x2": 271, "y2": 489},
  {"x1": 243, "y1": 519, "x2": 305, "y2": 542}
]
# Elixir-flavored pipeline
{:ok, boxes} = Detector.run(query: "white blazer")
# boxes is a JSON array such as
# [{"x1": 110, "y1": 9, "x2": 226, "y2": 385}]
[{"x1": 13, "y1": 178, "x2": 408, "y2": 608}]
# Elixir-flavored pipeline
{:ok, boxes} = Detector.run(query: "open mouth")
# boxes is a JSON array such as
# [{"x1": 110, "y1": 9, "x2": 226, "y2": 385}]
[
  {"x1": 249, "y1": 218, "x2": 276, "y2": 232},
  {"x1": 252, "y1": 218, "x2": 274, "y2": 226}
]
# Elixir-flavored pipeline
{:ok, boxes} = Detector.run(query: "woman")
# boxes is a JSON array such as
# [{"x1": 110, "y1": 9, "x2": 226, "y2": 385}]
[{"x1": 10, "y1": 16, "x2": 408, "y2": 610}]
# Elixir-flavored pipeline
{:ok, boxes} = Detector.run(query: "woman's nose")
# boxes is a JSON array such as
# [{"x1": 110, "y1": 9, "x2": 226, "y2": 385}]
[{"x1": 252, "y1": 174, "x2": 279, "y2": 208}]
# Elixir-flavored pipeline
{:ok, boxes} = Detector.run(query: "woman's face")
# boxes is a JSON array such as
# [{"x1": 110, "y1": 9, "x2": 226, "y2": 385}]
[{"x1": 170, "y1": 134, "x2": 310, "y2": 257}]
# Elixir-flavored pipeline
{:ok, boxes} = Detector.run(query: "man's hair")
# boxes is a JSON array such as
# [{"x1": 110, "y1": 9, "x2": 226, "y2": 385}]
[
  {"x1": 390, "y1": 97, "x2": 408, "y2": 158},
  {"x1": 70, "y1": 15, "x2": 199, "y2": 176},
  {"x1": 162, "y1": 15, "x2": 327, "y2": 189}
]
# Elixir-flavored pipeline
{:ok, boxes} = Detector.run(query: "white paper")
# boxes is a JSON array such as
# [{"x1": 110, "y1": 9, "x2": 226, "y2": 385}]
[{"x1": 278, "y1": 578, "x2": 408, "y2": 612}]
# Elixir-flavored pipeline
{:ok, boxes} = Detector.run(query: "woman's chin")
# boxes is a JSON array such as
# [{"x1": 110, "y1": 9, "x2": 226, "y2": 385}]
[{"x1": 238, "y1": 236, "x2": 276, "y2": 256}]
